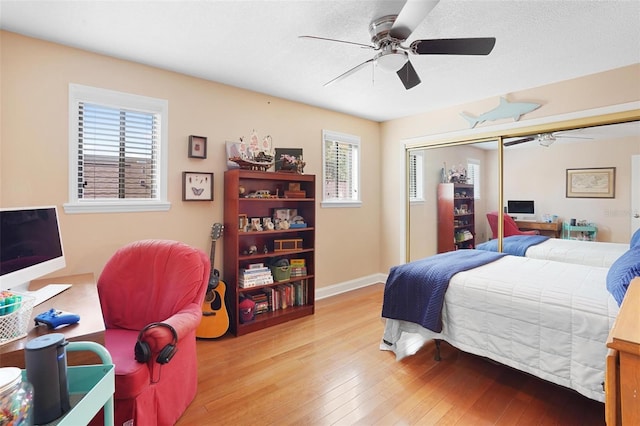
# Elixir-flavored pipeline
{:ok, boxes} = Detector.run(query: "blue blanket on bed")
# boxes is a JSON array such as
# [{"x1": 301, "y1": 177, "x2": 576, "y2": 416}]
[
  {"x1": 381, "y1": 249, "x2": 507, "y2": 332},
  {"x1": 476, "y1": 235, "x2": 549, "y2": 257}
]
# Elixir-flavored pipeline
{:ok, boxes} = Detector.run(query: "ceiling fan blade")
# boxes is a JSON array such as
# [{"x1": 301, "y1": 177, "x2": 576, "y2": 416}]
[
  {"x1": 397, "y1": 60, "x2": 421, "y2": 90},
  {"x1": 299, "y1": 35, "x2": 373, "y2": 49},
  {"x1": 553, "y1": 132, "x2": 594, "y2": 140},
  {"x1": 389, "y1": 0, "x2": 440, "y2": 40},
  {"x1": 324, "y1": 58, "x2": 375, "y2": 87},
  {"x1": 503, "y1": 136, "x2": 536, "y2": 147},
  {"x1": 410, "y1": 37, "x2": 496, "y2": 55},
  {"x1": 558, "y1": 135, "x2": 594, "y2": 140}
]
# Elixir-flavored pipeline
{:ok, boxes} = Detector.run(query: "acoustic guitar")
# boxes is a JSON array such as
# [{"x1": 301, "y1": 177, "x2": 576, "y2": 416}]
[{"x1": 196, "y1": 222, "x2": 230, "y2": 339}]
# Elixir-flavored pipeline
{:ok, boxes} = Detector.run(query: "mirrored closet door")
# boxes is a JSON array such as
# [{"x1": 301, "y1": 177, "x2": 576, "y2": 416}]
[{"x1": 406, "y1": 116, "x2": 640, "y2": 262}]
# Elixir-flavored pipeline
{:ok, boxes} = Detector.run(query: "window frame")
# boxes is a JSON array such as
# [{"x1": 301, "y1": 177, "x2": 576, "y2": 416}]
[
  {"x1": 65, "y1": 84, "x2": 170, "y2": 214},
  {"x1": 321, "y1": 130, "x2": 361, "y2": 208}
]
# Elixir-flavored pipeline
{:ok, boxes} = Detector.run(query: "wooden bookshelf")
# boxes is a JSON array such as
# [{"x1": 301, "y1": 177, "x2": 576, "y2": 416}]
[
  {"x1": 223, "y1": 169, "x2": 315, "y2": 336},
  {"x1": 437, "y1": 183, "x2": 475, "y2": 253}
]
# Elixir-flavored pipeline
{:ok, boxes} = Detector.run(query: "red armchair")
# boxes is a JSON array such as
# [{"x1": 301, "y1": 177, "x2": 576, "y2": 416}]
[
  {"x1": 486, "y1": 212, "x2": 539, "y2": 239},
  {"x1": 97, "y1": 240, "x2": 209, "y2": 426}
]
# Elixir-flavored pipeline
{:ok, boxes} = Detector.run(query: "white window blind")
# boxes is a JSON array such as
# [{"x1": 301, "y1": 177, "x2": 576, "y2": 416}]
[
  {"x1": 66, "y1": 84, "x2": 169, "y2": 213},
  {"x1": 78, "y1": 103, "x2": 157, "y2": 200},
  {"x1": 409, "y1": 151, "x2": 424, "y2": 202},
  {"x1": 468, "y1": 159, "x2": 481, "y2": 199},
  {"x1": 322, "y1": 130, "x2": 361, "y2": 207}
]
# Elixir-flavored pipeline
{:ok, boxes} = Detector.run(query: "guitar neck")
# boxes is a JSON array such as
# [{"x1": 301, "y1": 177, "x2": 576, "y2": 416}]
[{"x1": 210, "y1": 239, "x2": 217, "y2": 272}]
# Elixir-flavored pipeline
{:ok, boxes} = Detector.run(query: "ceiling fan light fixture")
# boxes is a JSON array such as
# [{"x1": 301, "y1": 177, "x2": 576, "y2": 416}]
[
  {"x1": 375, "y1": 50, "x2": 408, "y2": 72},
  {"x1": 538, "y1": 133, "x2": 555, "y2": 147}
]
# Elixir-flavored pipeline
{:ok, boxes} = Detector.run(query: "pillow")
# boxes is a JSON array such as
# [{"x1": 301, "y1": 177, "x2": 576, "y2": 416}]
[
  {"x1": 606, "y1": 247, "x2": 640, "y2": 306},
  {"x1": 631, "y1": 228, "x2": 640, "y2": 249}
]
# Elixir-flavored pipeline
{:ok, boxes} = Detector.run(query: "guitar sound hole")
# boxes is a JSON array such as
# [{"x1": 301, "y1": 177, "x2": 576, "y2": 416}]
[{"x1": 209, "y1": 291, "x2": 222, "y2": 310}]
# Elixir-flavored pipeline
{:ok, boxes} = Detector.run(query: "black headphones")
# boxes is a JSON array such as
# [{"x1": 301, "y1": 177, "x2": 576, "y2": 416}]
[{"x1": 134, "y1": 322, "x2": 178, "y2": 364}]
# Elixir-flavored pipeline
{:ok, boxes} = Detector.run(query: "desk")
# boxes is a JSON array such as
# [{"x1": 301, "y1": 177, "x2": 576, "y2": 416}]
[
  {"x1": 514, "y1": 220, "x2": 562, "y2": 238},
  {"x1": 0, "y1": 273, "x2": 105, "y2": 368}
]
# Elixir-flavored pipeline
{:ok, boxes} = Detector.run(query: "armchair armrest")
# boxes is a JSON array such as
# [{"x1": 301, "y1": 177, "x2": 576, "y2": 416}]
[{"x1": 140, "y1": 302, "x2": 202, "y2": 352}]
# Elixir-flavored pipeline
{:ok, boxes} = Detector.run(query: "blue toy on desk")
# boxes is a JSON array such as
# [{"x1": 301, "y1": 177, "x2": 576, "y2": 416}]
[{"x1": 34, "y1": 308, "x2": 80, "y2": 329}]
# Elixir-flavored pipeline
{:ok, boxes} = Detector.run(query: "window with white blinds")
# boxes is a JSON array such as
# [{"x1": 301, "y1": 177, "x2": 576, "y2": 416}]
[
  {"x1": 409, "y1": 151, "x2": 424, "y2": 202},
  {"x1": 322, "y1": 130, "x2": 361, "y2": 207},
  {"x1": 467, "y1": 159, "x2": 481, "y2": 199},
  {"x1": 78, "y1": 103, "x2": 157, "y2": 199},
  {"x1": 65, "y1": 84, "x2": 169, "y2": 213}
]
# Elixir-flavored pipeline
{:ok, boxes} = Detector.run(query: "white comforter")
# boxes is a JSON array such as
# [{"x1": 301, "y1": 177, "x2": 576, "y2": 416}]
[
  {"x1": 381, "y1": 255, "x2": 619, "y2": 402},
  {"x1": 524, "y1": 238, "x2": 629, "y2": 267}
]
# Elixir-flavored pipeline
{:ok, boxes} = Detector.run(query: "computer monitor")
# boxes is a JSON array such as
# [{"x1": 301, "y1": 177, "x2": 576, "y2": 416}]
[
  {"x1": 0, "y1": 206, "x2": 66, "y2": 292},
  {"x1": 507, "y1": 200, "x2": 535, "y2": 220}
]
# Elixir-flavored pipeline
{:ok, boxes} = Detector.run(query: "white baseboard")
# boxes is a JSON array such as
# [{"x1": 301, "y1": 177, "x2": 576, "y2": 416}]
[{"x1": 315, "y1": 273, "x2": 387, "y2": 300}]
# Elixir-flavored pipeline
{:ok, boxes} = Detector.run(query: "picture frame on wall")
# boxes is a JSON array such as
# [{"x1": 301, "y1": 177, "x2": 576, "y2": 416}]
[
  {"x1": 566, "y1": 167, "x2": 616, "y2": 198},
  {"x1": 188, "y1": 135, "x2": 207, "y2": 159},
  {"x1": 182, "y1": 172, "x2": 213, "y2": 201}
]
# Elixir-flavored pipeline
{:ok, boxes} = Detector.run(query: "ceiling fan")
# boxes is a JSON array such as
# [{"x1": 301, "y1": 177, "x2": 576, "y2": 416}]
[
  {"x1": 504, "y1": 132, "x2": 594, "y2": 147},
  {"x1": 299, "y1": 0, "x2": 496, "y2": 90}
]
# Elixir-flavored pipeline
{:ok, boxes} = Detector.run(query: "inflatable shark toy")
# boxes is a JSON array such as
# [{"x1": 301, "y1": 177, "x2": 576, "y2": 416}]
[{"x1": 461, "y1": 97, "x2": 541, "y2": 128}]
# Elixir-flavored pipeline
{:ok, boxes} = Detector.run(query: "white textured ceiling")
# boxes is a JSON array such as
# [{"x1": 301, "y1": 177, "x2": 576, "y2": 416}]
[{"x1": 1, "y1": 0, "x2": 639, "y2": 122}]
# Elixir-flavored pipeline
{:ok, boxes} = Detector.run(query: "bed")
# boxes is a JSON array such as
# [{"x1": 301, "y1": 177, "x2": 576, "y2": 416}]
[
  {"x1": 475, "y1": 235, "x2": 629, "y2": 267},
  {"x1": 379, "y1": 249, "x2": 638, "y2": 402}
]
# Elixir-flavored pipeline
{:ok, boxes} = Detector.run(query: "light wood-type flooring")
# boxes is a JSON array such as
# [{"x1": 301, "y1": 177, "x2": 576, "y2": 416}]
[{"x1": 177, "y1": 283, "x2": 605, "y2": 425}]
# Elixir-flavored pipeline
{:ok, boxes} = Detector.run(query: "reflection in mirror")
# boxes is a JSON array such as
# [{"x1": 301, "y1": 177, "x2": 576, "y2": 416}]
[
  {"x1": 406, "y1": 119, "x2": 640, "y2": 262},
  {"x1": 408, "y1": 140, "x2": 500, "y2": 262},
  {"x1": 501, "y1": 121, "x2": 640, "y2": 243}
]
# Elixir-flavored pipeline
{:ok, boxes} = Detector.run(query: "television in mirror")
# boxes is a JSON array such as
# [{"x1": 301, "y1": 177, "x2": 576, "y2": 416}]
[
  {"x1": 507, "y1": 200, "x2": 536, "y2": 221},
  {"x1": 0, "y1": 206, "x2": 66, "y2": 292}
]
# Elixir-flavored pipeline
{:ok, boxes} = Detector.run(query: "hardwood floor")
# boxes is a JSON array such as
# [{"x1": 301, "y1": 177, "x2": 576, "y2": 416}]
[{"x1": 177, "y1": 283, "x2": 605, "y2": 425}]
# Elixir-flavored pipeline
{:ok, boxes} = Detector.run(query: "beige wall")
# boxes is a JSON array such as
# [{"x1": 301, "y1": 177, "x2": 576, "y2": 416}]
[
  {"x1": 0, "y1": 31, "x2": 382, "y2": 288},
  {"x1": 381, "y1": 64, "x2": 640, "y2": 271},
  {"x1": 499, "y1": 136, "x2": 638, "y2": 243}
]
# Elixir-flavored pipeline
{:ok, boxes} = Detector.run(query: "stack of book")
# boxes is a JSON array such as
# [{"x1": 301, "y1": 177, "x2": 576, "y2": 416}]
[
  {"x1": 250, "y1": 293, "x2": 270, "y2": 314},
  {"x1": 290, "y1": 259, "x2": 307, "y2": 277},
  {"x1": 239, "y1": 264, "x2": 274, "y2": 288}
]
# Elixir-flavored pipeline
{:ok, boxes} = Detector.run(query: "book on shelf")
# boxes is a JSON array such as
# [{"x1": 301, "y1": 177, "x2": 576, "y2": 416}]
[
  {"x1": 290, "y1": 266, "x2": 307, "y2": 277},
  {"x1": 246, "y1": 280, "x2": 308, "y2": 311},
  {"x1": 239, "y1": 267, "x2": 274, "y2": 287},
  {"x1": 262, "y1": 287, "x2": 274, "y2": 311},
  {"x1": 240, "y1": 266, "x2": 270, "y2": 275},
  {"x1": 290, "y1": 259, "x2": 306, "y2": 268},
  {"x1": 251, "y1": 293, "x2": 270, "y2": 314}
]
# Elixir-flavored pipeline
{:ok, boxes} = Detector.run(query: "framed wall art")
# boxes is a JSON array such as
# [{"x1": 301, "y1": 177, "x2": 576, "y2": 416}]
[
  {"x1": 566, "y1": 167, "x2": 615, "y2": 198},
  {"x1": 188, "y1": 135, "x2": 207, "y2": 159},
  {"x1": 182, "y1": 172, "x2": 213, "y2": 201},
  {"x1": 274, "y1": 148, "x2": 304, "y2": 172}
]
